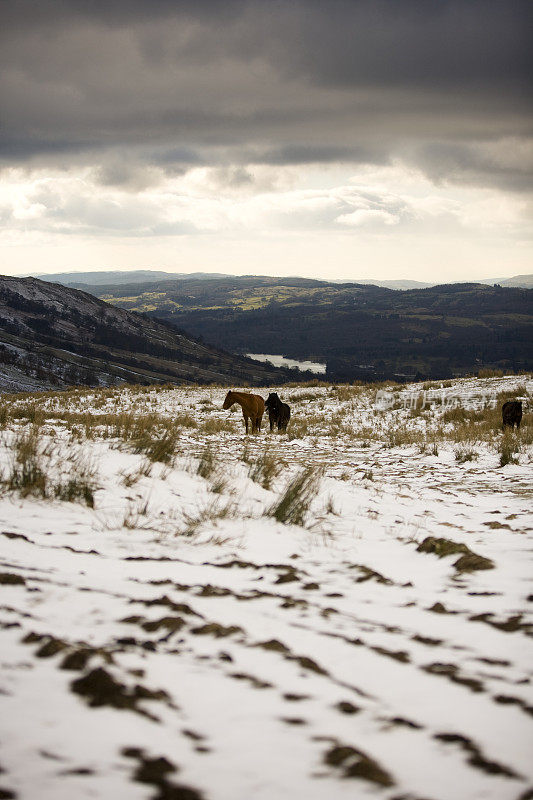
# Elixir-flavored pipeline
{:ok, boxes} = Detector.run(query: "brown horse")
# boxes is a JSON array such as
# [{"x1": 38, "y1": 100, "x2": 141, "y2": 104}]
[{"x1": 223, "y1": 390, "x2": 265, "y2": 434}]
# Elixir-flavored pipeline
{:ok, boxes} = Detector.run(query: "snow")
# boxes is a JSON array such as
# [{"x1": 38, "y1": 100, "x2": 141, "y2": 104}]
[{"x1": 0, "y1": 375, "x2": 532, "y2": 800}]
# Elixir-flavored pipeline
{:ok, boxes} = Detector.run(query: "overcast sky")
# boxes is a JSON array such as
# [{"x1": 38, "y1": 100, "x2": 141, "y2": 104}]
[{"x1": 1, "y1": 0, "x2": 532, "y2": 281}]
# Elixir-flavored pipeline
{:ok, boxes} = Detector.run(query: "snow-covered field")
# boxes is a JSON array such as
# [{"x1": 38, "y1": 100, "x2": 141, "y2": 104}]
[{"x1": 0, "y1": 375, "x2": 532, "y2": 800}]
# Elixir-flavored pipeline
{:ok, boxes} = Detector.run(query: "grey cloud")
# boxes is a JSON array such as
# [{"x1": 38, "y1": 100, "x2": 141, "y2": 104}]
[
  {"x1": 93, "y1": 160, "x2": 166, "y2": 191},
  {"x1": 275, "y1": 1, "x2": 532, "y2": 93},
  {"x1": 413, "y1": 141, "x2": 533, "y2": 193},
  {"x1": 256, "y1": 144, "x2": 390, "y2": 167},
  {"x1": 0, "y1": 1, "x2": 531, "y2": 189}
]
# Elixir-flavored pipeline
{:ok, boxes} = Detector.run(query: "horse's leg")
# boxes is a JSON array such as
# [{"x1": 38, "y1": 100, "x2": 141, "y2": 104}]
[{"x1": 243, "y1": 411, "x2": 249, "y2": 434}]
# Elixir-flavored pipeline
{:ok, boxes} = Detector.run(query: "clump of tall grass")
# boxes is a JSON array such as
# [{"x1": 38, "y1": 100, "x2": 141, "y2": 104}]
[
  {"x1": 499, "y1": 431, "x2": 519, "y2": 467},
  {"x1": 198, "y1": 416, "x2": 235, "y2": 434},
  {"x1": 409, "y1": 401, "x2": 429, "y2": 418},
  {"x1": 478, "y1": 368, "x2": 504, "y2": 378},
  {"x1": 197, "y1": 444, "x2": 217, "y2": 479},
  {"x1": 5, "y1": 427, "x2": 47, "y2": 498},
  {"x1": 286, "y1": 413, "x2": 326, "y2": 440},
  {"x1": 209, "y1": 472, "x2": 228, "y2": 494},
  {"x1": 385, "y1": 428, "x2": 423, "y2": 448},
  {"x1": 268, "y1": 466, "x2": 323, "y2": 526},
  {"x1": 0, "y1": 405, "x2": 10, "y2": 429},
  {"x1": 239, "y1": 441, "x2": 252, "y2": 466},
  {"x1": 290, "y1": 390, "x2": 325, "y2": 404},
  {"x1": 248, "y1": 446, "x2": 284, "y2": 490},
  {"x1": 179, "y1": 498, "x2": 236, "y2": 537},
  {"x1": 2, "y1": 427, "x2": 98, "y2": 506},
  {"x1": 330, "y1": 384, "x2": 364, "y2": 403},
  {"x1": 122, "y1": 498, "x2": 151, "y2": 529},
  {"x1": 454, "y1": 446, "x2": 478, "y2": 463},
  {"x1": 173, "y1": 412, "x2": 198, "y2": 429},
  {"x1": 132, "y1": 429, "x2": 177, "y2": 464},
  {"x1": 82, "y1": 411, "x2": 180, "y2": 463},
  {"x1": 441, "y1": 406, "x2": 483, "y2": 425},
  {"x1": 120, "y1": 459, "x2": 152, "y2": 487},
  {"x1": 54, "y1": 452, "x2": 97, "y2": 507},
  {"x1": 325, "y1": 411, "x2": 354, "y2": 437},
  {"x1": 8, "y1": 404, "x2": 46, "y2": 426},
  {"x1": 287, "y1": 418, "x2": 309, "y2": 440}
]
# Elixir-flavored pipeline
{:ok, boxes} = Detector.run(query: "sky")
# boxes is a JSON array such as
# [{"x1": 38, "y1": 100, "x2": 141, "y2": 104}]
[{"x1": 1, "y1": 0, "x2": 532, "y2": 282}]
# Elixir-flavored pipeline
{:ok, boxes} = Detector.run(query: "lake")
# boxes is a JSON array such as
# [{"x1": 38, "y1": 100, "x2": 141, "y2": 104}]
[{"x1": 246, "y1": 353, "x2": 326, "y2": 374}]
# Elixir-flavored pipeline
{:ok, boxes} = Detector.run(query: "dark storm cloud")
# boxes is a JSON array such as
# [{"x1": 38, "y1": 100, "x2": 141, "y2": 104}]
[{"x1": 1, "y1": 0, "x2": 531, "y2": 188}]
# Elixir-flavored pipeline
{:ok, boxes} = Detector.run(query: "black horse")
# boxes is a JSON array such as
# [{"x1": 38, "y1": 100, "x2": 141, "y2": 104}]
[
  {"x1": 502, "y1": 400, "x2": 522, "y2": 430},
  {"x1": 265, "y1": 392, "x2": 291, "y2": 432}
]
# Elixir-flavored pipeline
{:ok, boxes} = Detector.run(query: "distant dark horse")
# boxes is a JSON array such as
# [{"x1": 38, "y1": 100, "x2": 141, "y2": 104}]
[
  {"x1": 265, "y1": 392, "x2": 290, "y2": 432},
  {"x1": 223, "y1": 390, "x2": 265, "y2": 434},
  {"x1": 502, "y1": 400, "x2": 522, "y2": 430}
]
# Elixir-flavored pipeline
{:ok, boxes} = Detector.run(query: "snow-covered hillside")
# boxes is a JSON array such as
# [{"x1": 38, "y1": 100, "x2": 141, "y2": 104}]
[
  {"x1": 0, "y1": 375, "x2": 532, "y2": 800},
  {"x1": 0, "y1": 275, "x2": 290, "y2": 389}
]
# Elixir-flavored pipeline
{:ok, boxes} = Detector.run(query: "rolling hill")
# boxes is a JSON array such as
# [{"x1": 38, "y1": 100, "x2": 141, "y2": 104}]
[
  {"x1": 0, "y1": 276, "x2": 295, "y2": 392},
  {"x1": 32, "y1": 270, "x2": 533, "y2": 290},
  {"x1": 78, "y1": 276, "x2": 533, "y2": 382}
]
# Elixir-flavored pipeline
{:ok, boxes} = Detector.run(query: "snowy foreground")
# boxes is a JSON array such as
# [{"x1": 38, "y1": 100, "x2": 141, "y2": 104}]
[{"x1": 0, "y1": 376, "x2": 532, "y2": 800}]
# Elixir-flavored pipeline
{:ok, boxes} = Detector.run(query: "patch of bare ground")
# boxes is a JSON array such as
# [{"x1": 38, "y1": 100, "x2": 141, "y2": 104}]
[
  {"x1": 122, "y1": 748, "x2": 205, "y2": 800},
  {"x1": 434, "y1": 733, "x2": 520, "y2": 778},
  {"x1": 320, "y1": 740, "x2": 394, "y2": 786}
]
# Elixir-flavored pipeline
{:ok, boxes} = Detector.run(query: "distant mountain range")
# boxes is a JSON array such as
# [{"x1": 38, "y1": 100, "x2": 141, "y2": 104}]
[
  {"x1": 71, "y1": 274, "x2": 531, "y2": 382},
  {"x1": 28, "y1": 269, "x2": 533, "y2": 291},
  {"x1": 0, "y1": 276, "x2": 294, "y2": 392},
  {"x1": 29, "y1": 270, "x2": 230, "y2": 286},
  {"x1": 339, "y1": 275, "x2": 533, "y2": 290}
]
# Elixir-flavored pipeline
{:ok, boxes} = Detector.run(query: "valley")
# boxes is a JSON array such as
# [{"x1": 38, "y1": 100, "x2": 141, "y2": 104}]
[{"x1": 78, "y1": 276, "x2": 533, "y2": 382}]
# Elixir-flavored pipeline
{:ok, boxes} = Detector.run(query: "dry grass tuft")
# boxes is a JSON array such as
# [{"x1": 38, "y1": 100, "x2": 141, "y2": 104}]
[
  {"x1": 330, "y1": 384, "x2": 365, "y2": 403},
  {"x1": 132, "y1": 429, "x2": 177, "y2": 464},
  {"x1": 197, "y1": 444, "x2": 218, "y2": 479},
  {"x1": 499, "y1": 431, "x2": 520, "y2": 467},
  {"x1": 5, "y1": 427, "x2": 47, "y2": 498},
  {"x1": 454, "y1": 446, "x2": 478, "y2": 463},
  {"x1": 198, "y1": 416, "x2": 235, "y2": 434},
  {"x1": 287, "y1": 417, "x2": 310, "y2": 440},
  {"x1": 248, "y1": 446, "x2": 285, "y2": 490},
  {"x1": 268, "y1": 466, "x2": 323, "y2": 526},
  {"x1": 179, "y1": 498, "x2": 236, "y2": 537},
  {"x1": 2, "y1": 426, "x2": 98, "y2": 506},
  {"x1": 54, "y1": 452, "x2": 97, "y2": 507},
  {"x1": 478, "y1": 368, "x2": 504, "y2": 378}
]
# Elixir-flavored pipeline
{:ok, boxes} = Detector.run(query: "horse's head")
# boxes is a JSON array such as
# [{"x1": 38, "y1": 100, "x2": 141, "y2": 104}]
[
  {"x1": 265, "y1": 392, "x2": 279, "y2": 408},
  {"x1": 222, "y1": 391, "x2": 234, "y2": 410}
]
